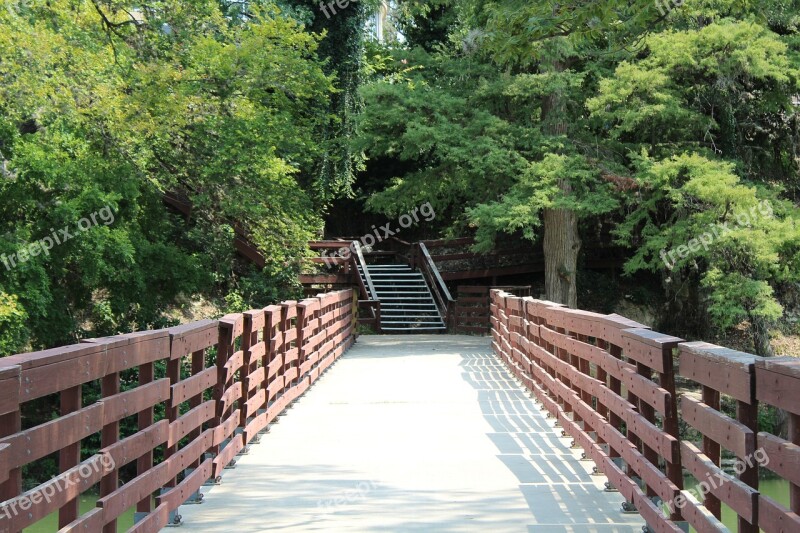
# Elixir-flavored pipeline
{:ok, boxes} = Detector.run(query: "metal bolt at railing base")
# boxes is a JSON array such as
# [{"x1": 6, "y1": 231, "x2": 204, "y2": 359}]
[
  {"x1": 621, "y1": 501, "x2": 637, "y2": 514},
  {"x1": 203, "y1": 475, "x2": 222, "y2": 486},
  {"x1": 560, "y1": 430, "x2": 567, "y2": 437},
  {"x1": 581, "y1": 453, "x2": 587, "y2": 460},
  {"x1": 225, "y1": 459, "x2": 236, "y2": 469},
  {"x1": 604, "y1": 481, "x2": 619, "y2": 492}
]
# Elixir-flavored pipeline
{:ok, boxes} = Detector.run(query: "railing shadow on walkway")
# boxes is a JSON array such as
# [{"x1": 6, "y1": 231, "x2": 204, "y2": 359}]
[
  {"x1": 459, "y1": 346, "x2": 644, "y2": 531},
  {"x1": 178, "y1": 334, "x2": 637, "y2": 532}
]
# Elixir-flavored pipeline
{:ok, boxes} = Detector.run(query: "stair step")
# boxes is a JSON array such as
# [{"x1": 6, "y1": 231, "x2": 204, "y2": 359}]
[
  {"x1": 381, "y1": 317, "x2": 444, "y2": 320},
  {"x1": 373, "y1": 285, "x2": 427, "y2": 289},
  {"x1": 378, "y1": 296, "x2": 436, "y2": 300},
  {"x1": 374, "y1": 286, "x2": 427, "y2": 290},
  {"x1": 380, "y1": 320, "x2": 446, "y2": 326},
  {"x1": 371, "y1": 279, "x2": 424, "y2": 283},
  {"x1": 368, "y1": 273, "x2": 423, "y2": 277},
  {"x1": 382, "y1": 311, "x2": 439, "y2": 315},
  {"x1": 381, "y1": 326, "x2": 447, "y2": 331},
  {"x1": 380, "y1": 304, "x2": 438, "y2": 309},
  {"x1": 372, "y1": 280, "x2": 426, "y2": 284},
  {"x1": 381, "y1": 309, "x2": 439, "y2": 318}
]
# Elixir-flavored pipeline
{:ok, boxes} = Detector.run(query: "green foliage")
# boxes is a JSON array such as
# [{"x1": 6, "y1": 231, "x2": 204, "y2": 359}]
[
  {"x1": 357, "y1": 0, "x2": 800, "y2": 345},
  {"x1": 467, "y1": 154, "x2": 619, "y2": 250},
  {"x1": 393, "y1": 0, "x2": 457, "y2": 51},
  {"x1": 0, "y1": 292, "x2": 28, "y2": 354},
  {"x1": 590, "y1": 10, "x2": 800, "y2": 345},
  {"x1": 0, "y1": 0, "x2": 341, "y2": 352},
  {"x1": 588, "y1": 19, "x2": 800, "y2": 180},
  {"x1": 356, "y1": 14, "x2": 622, "y2": 254},
  {"x1": 297, "y1": 0, "x2": 384, "y2": 199},
  {"x1": 356, "y1": 47, "x2": 553, "y2": 231}
]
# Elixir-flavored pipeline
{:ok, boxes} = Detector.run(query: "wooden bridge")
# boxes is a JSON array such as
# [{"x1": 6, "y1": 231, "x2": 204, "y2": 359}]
[{"x1": 1, "y1": 289, "x2": 799, "y2": 532}]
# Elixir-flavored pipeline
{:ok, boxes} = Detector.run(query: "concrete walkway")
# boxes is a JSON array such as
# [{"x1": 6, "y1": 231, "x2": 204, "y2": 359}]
[{"x1": 177, "y1": 335, "x2": 645, "y2": 532}]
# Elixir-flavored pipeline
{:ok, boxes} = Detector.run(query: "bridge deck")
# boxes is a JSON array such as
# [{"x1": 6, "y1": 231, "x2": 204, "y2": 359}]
[{"x1": 178, "y1": 335, "x2": 644, "y2": 532}]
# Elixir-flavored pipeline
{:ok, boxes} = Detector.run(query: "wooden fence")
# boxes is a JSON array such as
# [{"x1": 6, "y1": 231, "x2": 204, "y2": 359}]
[
  {"x1": 0, "y1": 289, "x2": 355, "y2": 533},
  {"x1": 491, "y1": 289, "x2": 800, "y2": 533}
]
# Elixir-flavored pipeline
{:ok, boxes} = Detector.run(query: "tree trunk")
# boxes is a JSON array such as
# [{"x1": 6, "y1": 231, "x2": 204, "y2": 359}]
[
  {"x1": 750, "y1": 314, "x2": 775, "y2": 357},
  {"x1": 543, "y1": 193, "x2": 580, "y2": 308},
  {"x1": 540, "y1": 59, "x2": 580, "y2": 308}
]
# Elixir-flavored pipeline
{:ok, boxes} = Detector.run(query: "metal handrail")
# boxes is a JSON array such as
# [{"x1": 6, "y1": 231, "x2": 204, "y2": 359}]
[
  {"x1": 419, "y1": 243, "x2": 453, "y2": 301},
  {"x1": 417, "y1": 242, "x2": 454, "y2": 326},
  {"x1": 350, "y1": 255, "x2": 371, "y2": 301},
  {"x1": 353, "y1": 241, "x2": 379, "y2": 302},
  {"x1": 350, "y1": 241, "x2": 382, "y2": 332}
]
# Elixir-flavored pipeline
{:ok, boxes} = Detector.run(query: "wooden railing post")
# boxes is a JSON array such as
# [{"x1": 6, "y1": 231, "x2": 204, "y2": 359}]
[
  {"x1": 659, "y1": 343, "x2": 683, "y2": 521},
  {"x1": 164, "y1": 353, "x2": 181, "y2": 488},
  {"x1": 607, "y1": 342, "x2": 623, "y2": 463},
  {"x1": 136, "y1": 360, "x2": 155, "y2": 515},
  {"x1": 701, "y1": 384, "x2": 722, "y2": 519},
  {"x1": 100, "y1": 368, "x2": 120, "y2": 533},
  {"x1": 0, "y1": 365, "x2": 22, "y2": 533},
  {"x1": 212, "y1": 322, "x2": 232, "y2": 460},
  {"x1": 58, "y1": 385, "x2": 81, "y2": 528},
  {"x1": 188, "y1": 347, "x2": 208, "y2": 470},
  {"x1": 241, "y1": 312, "x2": 259, "y2": 443},
  {"x1": 737, "y1": 395, "x2": 759, "y2": 533}
]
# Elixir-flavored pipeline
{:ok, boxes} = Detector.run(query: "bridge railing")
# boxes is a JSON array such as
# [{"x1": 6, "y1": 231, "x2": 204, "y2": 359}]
[
  {"x1": 491, "y1": 289, "x2": 800, "y2": 533},
  {"x1": 676, "y1": 342, "x2": 760, "y2": 532},
  {"x1": 0, "y1": 289, "x2": 355, "y2": 533},
  {"x1": 491, "y1": 290, "x2": 684, "y2": 531},
  {"x1": 754, "y1": 358, "x2": 800, "y2": 531}
]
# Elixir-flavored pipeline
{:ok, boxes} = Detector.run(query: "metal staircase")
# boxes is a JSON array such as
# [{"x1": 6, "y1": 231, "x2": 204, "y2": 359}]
[{"x1": 356, "y1": 263, "x2": 447, "y2": 332}]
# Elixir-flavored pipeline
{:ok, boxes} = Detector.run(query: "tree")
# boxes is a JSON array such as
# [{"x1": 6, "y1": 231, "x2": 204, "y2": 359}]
[
  {"x1": 588, "y1": 13, "x2": 800, "y2": 354},
  {"x1": 359, "y1": 1, "x2": 643, "y2": 308},
  {"x1": 0, "y1": 0, "x2": 336, "y2": 351}
]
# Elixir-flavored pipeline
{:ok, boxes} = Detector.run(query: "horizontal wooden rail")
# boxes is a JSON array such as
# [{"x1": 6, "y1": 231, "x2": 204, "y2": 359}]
[
  {"x1": 0, "y1": 290, "x2": 356, "y2": 532},
  {"x1": 490, "y1": 290, "x2": 800, "y2": 533}
]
